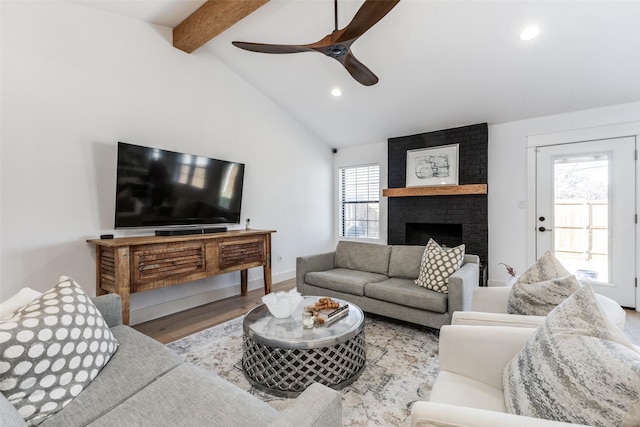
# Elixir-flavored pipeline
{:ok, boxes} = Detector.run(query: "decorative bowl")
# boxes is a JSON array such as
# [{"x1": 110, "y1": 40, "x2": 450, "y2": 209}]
[{"x1": 262, "y1": 289, "x2": 304, "y2": 318}]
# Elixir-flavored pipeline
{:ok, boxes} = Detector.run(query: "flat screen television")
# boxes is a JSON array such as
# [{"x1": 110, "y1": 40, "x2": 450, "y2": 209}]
[{"x1": 114, "y1": 142, "x2": 245, "y2": 229}]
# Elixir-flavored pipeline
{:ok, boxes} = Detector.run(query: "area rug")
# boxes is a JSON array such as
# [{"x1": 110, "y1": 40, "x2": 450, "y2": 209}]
[{"x1": 167, "y1": 314, "x2": 440, "y2": 426}]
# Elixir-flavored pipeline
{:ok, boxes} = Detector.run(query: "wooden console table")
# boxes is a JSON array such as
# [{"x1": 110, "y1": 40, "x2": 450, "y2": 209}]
[{"x1": 87, "y1": 229, "x2": 275, "y2": 325}]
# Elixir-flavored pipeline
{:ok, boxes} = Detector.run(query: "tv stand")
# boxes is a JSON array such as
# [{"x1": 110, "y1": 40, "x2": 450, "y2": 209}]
[
  {"x1": 155, "y1": 227, "x2": 227, "y2": 236},
  {"x1": 87, "y1": 229, "x2": 275, "y2": 325}
]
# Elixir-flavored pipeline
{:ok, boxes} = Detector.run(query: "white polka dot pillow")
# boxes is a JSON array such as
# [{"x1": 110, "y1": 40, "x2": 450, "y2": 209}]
[
  {"x1": 0, "y1": 276, "x2": 118, "y2": 425},
  {"x1": 0, "y1": 288, "x2": 42, "y2": 319},
  {"x1": 415, "y1": 239, "x2": 465, "y2": 293}
]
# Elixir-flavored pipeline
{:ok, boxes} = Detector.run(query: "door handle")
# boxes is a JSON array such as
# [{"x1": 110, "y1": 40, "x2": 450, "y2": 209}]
[{"x1": 538, "y1": 226, "x2": 552, "y2": 232}]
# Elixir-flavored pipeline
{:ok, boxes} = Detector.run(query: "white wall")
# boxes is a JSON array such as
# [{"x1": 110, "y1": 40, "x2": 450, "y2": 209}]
[
  {"x1": 0, "y1": 1, "x2": 334, "y2": 323},
  {"x1": 332, "y1": 142, "x2": 388, "y2": 245},
  {"x1": 331, "y1": 102, "x2": 640, "y2": 286}
]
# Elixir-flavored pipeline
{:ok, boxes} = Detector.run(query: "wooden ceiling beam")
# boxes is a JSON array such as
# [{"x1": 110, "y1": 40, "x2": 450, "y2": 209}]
[{"x1": 173, "y1": 0, "x2": 270, "y2": 53}]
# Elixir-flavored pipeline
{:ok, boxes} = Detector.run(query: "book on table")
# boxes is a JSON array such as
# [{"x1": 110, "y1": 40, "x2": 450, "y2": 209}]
[{"x1": 317, "y1": 304, "x2": 349, "y2": 324}]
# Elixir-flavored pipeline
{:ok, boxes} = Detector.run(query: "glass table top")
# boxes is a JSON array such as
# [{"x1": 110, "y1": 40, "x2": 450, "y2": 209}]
[{"x1": 243, "y1": 296, "x2": 364, "y2": 349}]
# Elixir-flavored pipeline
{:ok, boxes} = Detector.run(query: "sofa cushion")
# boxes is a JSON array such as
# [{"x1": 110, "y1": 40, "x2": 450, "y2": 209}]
[
  {"x1": 0, "y1": 289, "x2": 43, "y2": 319},
  {"x1": 305, "y1": 269, "x2": 388, "y2": 296},
  {"x1": 40, "y1": 325, "x2": 182, "y2": 427},
  {"x1": 86, "y1": 363, "x2": 278, "y2": 427},
  {"x1": 506, "y1": 275, "x2": 581, "y2": 316},
  {"x1": 430, "y1": 371, "x2": 505, "y2": 413},
  {"x1": 415, "y1": 240, "x2": 465, "y2": 293},
  {"x1": 388, "y1": 245, "x2": 426, "y2": 279},
  {"x1": 335, "y1": 241, "x2": 391, "y2": 275},
  {"x1": 0, "y1": 277, "x2": 118, "y2": 426},
  {"x1": 516, "y1": 251, "x2": 570, "y2": 284},
  {"x1": 365, "y1": 278, "x2": 448, "y2": 313},
  {"x1": 503, "y1": 285, "x2": 640, "y2": 426},
  {"x1": 1, "y1": 393, "x2": 27, "y2": 427}
]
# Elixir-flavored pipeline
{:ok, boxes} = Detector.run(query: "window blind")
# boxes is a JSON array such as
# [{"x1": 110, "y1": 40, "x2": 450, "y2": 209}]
[{"x1": 339, "y1": 164, "x2": 380, "y2": 239}]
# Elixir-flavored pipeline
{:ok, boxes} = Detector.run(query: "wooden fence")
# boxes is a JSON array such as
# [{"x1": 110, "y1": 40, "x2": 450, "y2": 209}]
[{"x1": 554, "y1": 200, "x2": 608, "y2": 261}]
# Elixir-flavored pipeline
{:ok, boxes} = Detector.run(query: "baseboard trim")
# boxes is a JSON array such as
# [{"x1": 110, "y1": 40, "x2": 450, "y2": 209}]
[{"x1": 129, "y1": 270, "x2": 295, "y2": 325}]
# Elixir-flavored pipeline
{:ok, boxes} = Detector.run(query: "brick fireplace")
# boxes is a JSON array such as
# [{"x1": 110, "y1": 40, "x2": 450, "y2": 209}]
[{"x1": 387, "y1": 123, "x2": 488, "y2": 281}]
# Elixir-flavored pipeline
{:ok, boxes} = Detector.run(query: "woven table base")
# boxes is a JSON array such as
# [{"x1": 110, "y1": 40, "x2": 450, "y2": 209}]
[{"x1": 242, "y1": 330, "x2": 366, "y2": 396}]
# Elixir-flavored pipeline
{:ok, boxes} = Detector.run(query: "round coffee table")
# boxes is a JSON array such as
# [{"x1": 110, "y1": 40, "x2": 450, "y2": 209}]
[{"x1": 242, "y1": 296, "x2": 365, "y2": 396}]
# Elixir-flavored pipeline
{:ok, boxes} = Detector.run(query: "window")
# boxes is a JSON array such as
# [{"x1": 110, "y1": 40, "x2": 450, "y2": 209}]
[
  {"x1": 219, "y1": 163, "x2": 241, "y2": 209},
  {"x1": 339, "y1": 164, "x2": 380, "y2": 239},
  {"x1": 177, "y1": 154, "x2": 207, "y2": 189}
]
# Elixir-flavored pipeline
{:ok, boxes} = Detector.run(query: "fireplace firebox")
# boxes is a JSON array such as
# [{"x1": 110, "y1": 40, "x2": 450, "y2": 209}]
[{"x1": 405, "y1": 223, "x2": 463, "y2": 247}]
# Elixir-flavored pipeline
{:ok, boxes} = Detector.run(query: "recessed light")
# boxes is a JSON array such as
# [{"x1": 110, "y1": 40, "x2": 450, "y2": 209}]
[
  {"x1": 331, "y1": 88, "x2": 342, "y2": 97},
  {"x1": 520, "y1": 25, "x2": 540, "y2": 41}
]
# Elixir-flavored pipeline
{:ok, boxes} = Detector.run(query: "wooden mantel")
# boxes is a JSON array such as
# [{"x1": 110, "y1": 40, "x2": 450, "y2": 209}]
[{"x1": 383, "y1": 184, "x2": 487, "y2": 197}]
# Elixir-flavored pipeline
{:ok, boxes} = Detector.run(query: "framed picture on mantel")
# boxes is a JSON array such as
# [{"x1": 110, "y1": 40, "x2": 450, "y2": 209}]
[{"x1": 406, "y1": 144, "x2": 459, "y2": 187}]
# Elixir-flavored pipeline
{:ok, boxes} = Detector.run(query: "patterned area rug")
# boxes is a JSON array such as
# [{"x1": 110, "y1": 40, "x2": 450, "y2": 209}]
[{"x1": 167, "y1": 314, "x2": 440, "y2": 426}]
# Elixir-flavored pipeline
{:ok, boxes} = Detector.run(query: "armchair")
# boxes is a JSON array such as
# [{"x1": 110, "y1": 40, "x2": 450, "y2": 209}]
[
  {"x1": 410, "y1": 325, "x2": 591, "y2": 427},
  {"x1": 451, "y1": 285, "x2": 626, "y2": 330}
]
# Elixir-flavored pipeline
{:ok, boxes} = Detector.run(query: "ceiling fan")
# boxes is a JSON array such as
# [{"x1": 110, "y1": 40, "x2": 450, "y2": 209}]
[{"x1": 232, "y1": 0, "x2": 400, "y2": 86}]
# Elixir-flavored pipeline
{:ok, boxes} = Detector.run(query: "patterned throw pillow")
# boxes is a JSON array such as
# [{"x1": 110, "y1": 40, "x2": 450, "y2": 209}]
[
  {"x1": 516, "y1": 251, "x2": 570, "y2": 284},
  {"x1": 0, "y1": 289, "x2": 43, "y2": 319},
  {"x1": 415, "y1": 239, "x2": 465, "y2": 293},
  {"x1": 503, "y1": 285, "x2": 640, "y2": 426},
  {"x1": 507, "y1": 275, "x2": 581, "y2": 316},
  {"x1": 425, "y1": 238, "x2": 440, "y2": 253},
  {"x1": 0, "y1": 276, "x2": 119, "y2": 425}
]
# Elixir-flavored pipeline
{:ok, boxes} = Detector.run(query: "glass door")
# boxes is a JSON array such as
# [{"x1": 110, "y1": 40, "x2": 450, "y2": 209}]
[{"x1": 536, "y1": 137, "x2": 636, "y2": 307}]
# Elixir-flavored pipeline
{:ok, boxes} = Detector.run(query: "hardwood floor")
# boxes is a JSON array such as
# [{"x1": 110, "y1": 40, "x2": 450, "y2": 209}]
[
  {"x1": 132, "y1": 279, "x2": 296, "y2": 344},
  {"x1": 134, "y1": 280, "x2": 640, "y2": 346}
]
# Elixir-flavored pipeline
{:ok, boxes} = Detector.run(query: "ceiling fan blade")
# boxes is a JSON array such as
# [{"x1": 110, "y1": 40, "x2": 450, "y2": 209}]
[
  {"x1": 337, "y1": 0, "x2": 400, "y2": 43},
  {"x1": 232, "y1": 41, "x2": 315, "y2": 54},
  {"x1": 232, "y1": 1, "x2": 398, "y2": 86},
  {"x1": 341, "y1": 52, "x2": 379, "y2": 86}
]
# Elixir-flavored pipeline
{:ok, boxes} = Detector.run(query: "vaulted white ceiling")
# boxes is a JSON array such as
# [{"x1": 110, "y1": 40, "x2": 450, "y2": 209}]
[{"x1": 72, "y1": 0, "x2": 640, "y2": 147}]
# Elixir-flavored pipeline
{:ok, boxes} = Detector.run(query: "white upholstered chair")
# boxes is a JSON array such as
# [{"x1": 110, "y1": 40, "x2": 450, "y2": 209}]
[
  {"x1": 410, "y1": 325, "x2": 591, "y2": 427},
  {"x1": 451, "y1": 285, "x2": 626, "y2": 330}
]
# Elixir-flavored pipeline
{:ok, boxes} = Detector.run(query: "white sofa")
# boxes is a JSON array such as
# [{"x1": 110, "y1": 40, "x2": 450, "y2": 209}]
[
  {"x1": 451, "y1": 285, "x2": 626, "y2": 330},
  {"x1": 410, "y1": 325, "x2": 591, "y2": 427}
]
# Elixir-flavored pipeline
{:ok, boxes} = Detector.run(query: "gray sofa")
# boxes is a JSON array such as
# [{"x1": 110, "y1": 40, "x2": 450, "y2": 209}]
[
  {"x1": 297, "y1": 241, "x2": 480, "y2": 329},
  {"x1": 1, "y1": 294, "x2": 341, "y2": 427}
]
